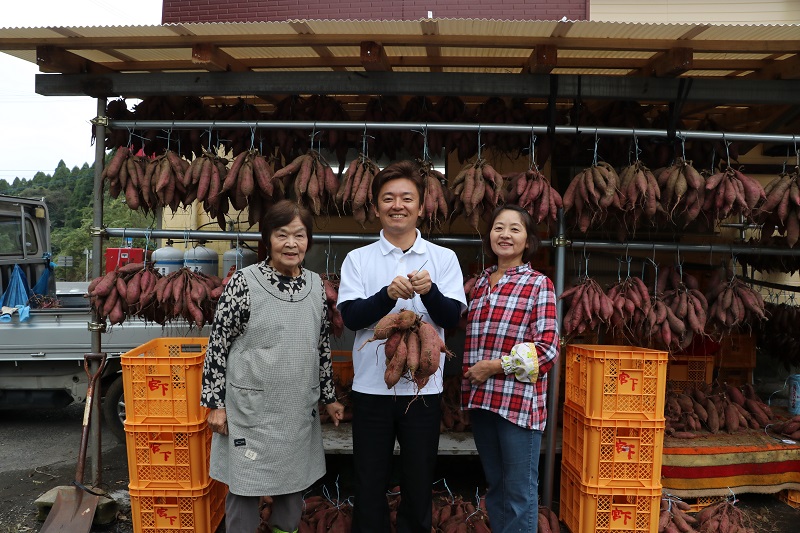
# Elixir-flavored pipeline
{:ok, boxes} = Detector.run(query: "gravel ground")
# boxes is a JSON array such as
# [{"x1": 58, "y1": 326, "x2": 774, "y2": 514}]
[{"x1": 1, "y1": 406, "x2": 799, "y2": 532}]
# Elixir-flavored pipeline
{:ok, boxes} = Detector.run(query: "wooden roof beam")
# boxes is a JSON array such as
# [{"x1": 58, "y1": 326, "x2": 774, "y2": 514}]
[
  {"x1": 420, "y1": 20, "x2": 442, "y2": 73},
  {"x1": 749, "y1": 53, "x2": 800, "y2": 80},
  {"x1": 192, "y1": 43, "x2": 248, "y2": 72},
  {"x1": 640, "y1": 47, "x2": 693, "y2": 77},
  {"x1": 35, "y1": 45, "x2": 112, "y2": 74},
  {"x1": 526, "y1": 45, "x2": 557, "y2": 74},
  {"x1": 360, "y1": 41, "x2": 392, "y2": 72}
]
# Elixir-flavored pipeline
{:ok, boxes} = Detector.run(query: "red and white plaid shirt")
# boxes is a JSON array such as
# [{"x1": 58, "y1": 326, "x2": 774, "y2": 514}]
[{"x1": 462, "y1": 263, "x2": 560, "y2": 430}]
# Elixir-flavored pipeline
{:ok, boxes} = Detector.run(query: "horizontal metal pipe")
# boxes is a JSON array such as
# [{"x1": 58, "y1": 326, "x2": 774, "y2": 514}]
[
  {"x1": 106, "y1": 228, "x2": 800, "y2": 257},
  {"x1": 108, "y1": 120, "x2": 800, "y2": 144},
  {"x1": 104, "y1": 228, "x2": 483, "y2": 246}
]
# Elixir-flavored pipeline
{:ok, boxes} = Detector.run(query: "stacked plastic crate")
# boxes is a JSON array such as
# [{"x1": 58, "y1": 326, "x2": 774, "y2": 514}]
[
  {"x1": 560, "y1": 344, "x2": 668, "y2": 533},
  {"x1": 121, "y1": 338, "x2": 227, "y2": 533}
]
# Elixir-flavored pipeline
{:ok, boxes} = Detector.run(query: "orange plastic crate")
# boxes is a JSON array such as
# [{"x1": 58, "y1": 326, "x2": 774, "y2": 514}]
[
  {"x1": 559, "y1": 463, "x2": 661, "y2": 533},
  {"x1": 666, "y1": 355, "x2": 713, "y2": 393},
  {"x1": 130, "y1": 479, "x2": 227, "y2": 533},
  {"x1": 778, "y1": 489, "x2": 800, "y2": 509},
  {"x1": 565, "y1": 344, "x2": 668, "y2": 420},
  {"x1": 680, "y1": 495, "x2": 725, "y2": 513},
  {"x1": 561, "y1": 403, "x2": 665, "y2": 488},
  {"x1": 121, "y1": 338, "x2": 209, "y2": 425},
  {"x1": 332, "y1": 350, "x2": 354, "y2": 387},
  {"x1": 125, "y1": 421, "x2": 212, "y2": 489}
]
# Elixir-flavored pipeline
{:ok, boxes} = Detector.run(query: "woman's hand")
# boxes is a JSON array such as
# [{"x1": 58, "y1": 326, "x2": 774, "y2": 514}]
[
  {"x1": 464, "y1": 359, "x2": 503, "y2": 385},
  {"x1": 207, "y1": 408, "x2": 228, "y2": 435},
  {"x1": 325, "y1": 401, "x2": 346, "y2": 427}
]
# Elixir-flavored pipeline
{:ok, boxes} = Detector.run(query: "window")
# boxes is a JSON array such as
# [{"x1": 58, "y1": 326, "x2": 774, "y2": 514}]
[{"x1": 0, "y1": 215, "x2": 39, "y2": 256}]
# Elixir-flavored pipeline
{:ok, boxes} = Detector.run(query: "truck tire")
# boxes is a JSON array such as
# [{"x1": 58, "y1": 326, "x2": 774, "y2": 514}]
[{"x1": 103, "y1": 376, "x2": 126, "y2": 444}]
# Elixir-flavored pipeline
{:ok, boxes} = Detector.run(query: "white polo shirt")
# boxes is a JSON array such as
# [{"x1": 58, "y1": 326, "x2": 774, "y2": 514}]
[{"x1": 337, "y1": 229, "x2": 467, "y2": 395}]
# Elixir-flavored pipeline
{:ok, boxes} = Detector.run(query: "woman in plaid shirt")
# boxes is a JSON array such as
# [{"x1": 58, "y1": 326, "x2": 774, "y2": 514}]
[{"x1": 462, "y1": 204, "x2": 560, "y2": 533}]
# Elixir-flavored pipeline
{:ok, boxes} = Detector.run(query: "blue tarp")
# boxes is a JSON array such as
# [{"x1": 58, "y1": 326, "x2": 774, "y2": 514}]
[{"x1": 0, "y1": 264, "x2": 32, "y2": 308}]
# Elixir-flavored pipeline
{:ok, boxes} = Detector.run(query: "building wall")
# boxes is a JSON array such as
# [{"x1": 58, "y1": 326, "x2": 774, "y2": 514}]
[
  {"x1": 590, "y1": 0, "x2": 800, "y2": 24},
  {"x1": 161, "y1": 0, "x2": 588, "y2": 23}
]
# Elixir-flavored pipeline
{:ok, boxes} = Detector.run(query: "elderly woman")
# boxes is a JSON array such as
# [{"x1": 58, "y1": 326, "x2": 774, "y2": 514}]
[{"x1": 201, "y1": 200, "x2": 344, "y2": 533}]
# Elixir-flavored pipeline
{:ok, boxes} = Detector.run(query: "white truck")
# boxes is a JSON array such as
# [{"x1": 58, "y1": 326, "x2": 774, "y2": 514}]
[{"x1": 0, "y1": 194, "x2": 205, "y2": 442}]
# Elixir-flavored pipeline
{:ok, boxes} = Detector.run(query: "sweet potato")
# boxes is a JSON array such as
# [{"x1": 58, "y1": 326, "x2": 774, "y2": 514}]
[
  {"x1": 405, "y1": 330, "x2": 420, "y2": 374},
  {"x1": 384, "y1": 337, "x2": 408, "y2": 389}
]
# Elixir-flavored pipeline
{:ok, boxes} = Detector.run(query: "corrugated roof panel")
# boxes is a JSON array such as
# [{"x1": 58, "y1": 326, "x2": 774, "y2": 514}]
[
  {"x1": 70, "y1": 50, "x2": 128, "y2": 64},
  {"x1": 565, "y1": 20, "x2": 692, "y2": 40},
  {"x1": 325, "y1": 46, "x2": 362, "y2": 56},
  {"x1": 392, "y1": 66, "x2": 432, "y2": 72},
  {"x1": 0, "y1": 26, "x2": 79, "y2": 37},
  {"x1": 110, "y1": 48, "x2": 189, "y2": 62},
  {"x1": 442, "y1": 66, "x2": 522, "y2": 74},
  {"x1": 681, "y1": 69, "x2": 736, "y2": 77},
  {"x1": 558, "y1": 50, "x2": 653, "y2": 59},
  {"x1": 228, "y1": 46, "x2": 328, "y2": 59},
  {"x1": 551, "y1": 67, "x2": 635, "y2": 75},
  {"x1": 692, "y1": 24, "x2": 800, "y2": 41},
  {"x1": 693, "y1": 53, "x2": 773, "y2": 61},
  {"x1": 436, "y1": 19, "x2": 559, "y2": 37},
  {"x1": 441, "y1": 47, "x2": 530, "y2": 58},
  {"x1": 67, "y1": 25, "x2": 178, "y2": 38},
  {"x1": 384, "y1": 45, "x2": 428, "y2": 56},
  {"x1": 304, "y1": 19, "x2": 424, "y2": 35},
  {"x1": 182, "y1": 22, "x2": 298, "y2": 36}
]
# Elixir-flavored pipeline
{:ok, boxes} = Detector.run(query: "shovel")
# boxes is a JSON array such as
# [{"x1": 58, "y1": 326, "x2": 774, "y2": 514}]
[{"x1": 40, "y1": 353, "x2": 107, "y2": 533}]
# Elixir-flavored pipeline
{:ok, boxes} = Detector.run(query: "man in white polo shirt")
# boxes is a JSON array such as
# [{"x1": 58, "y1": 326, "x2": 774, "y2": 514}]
[{"x1": 337, "y1": 160, "x2": 467, "y2": 533}]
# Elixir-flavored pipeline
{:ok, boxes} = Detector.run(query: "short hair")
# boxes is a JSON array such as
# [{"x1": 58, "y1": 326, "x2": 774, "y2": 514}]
[
  {"x1": 371, "y1": 159, "x2": 425, "y2": 202},
  {"x1": 482, "y1": 204, "x2": 540, "y2": 264},
  {"x1": 260, "y1": 200, "x2": 314, "y2": 257}
]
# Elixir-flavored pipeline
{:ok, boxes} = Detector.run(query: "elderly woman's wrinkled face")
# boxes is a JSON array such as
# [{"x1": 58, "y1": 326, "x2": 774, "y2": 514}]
[{"x1": 268, "y1": 216, "x2": 308, "y2": 277}]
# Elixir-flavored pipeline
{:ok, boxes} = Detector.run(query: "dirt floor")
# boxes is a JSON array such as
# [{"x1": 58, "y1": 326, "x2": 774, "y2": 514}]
[{"x1": 1, "y1": 429, "x2": 800, "y2": 532}]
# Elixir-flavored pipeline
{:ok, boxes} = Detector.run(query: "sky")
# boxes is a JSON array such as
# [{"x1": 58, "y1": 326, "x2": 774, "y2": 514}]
[{"x1": 0, "y1": 0, "x2": 163, "y2": 184}]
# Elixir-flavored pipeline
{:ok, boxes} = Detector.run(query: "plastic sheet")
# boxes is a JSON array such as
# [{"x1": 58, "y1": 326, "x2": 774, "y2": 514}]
[{"x1": 0, "y1": 265, "x2": 32, "y2": 308}]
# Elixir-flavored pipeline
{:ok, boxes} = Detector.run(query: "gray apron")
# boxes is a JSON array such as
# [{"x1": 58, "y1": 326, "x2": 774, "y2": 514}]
[{"x1": 210, "y1": 265, "x2": 326, "y2": 495}]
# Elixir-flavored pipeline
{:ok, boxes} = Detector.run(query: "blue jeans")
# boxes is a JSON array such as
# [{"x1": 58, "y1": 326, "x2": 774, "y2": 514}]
[{"x1": 470, "y1": 408, "x2": 543, "y2": 533}]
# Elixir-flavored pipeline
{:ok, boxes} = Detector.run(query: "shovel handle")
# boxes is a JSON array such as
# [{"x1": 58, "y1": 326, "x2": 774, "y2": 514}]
[{"x1": 75, "y1": 353, "x2": 107, "y2": 484}]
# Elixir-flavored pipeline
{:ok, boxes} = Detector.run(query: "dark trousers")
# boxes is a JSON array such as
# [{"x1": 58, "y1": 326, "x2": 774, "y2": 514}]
[{"x1": 351, "y1": 391, "x2": 442, "y2": 533}]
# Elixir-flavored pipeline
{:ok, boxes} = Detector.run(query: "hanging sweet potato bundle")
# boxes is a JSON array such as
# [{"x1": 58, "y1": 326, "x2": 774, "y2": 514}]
[
  {"x1": 658, "y1": 496, "x2": 699, "y2": 533},
  {"x1": 659, "y1": 284, "x2": 708, "y2": 350},
  {"x1": 152, "y1": 267, "x2": 222, "y2": 329},
  {"x1": 701, "y1": 164, "x2": 766, "y2": 223},
  {"x1": 102, "y1": 146, "x2": 147, "y2": 211},
  {"x1": 134, "y1": 149, "x2": 192, "y2": 214},
  {"x1": 449, "y1": 158, "x2": 505, "y2": 230},
  {"x1": 562, "y1": 161, "x2": 622, "y2": 233},
  {"x1": 656, "y1": 157, "x2": 706, "y2": 227},
  {"x1": 754, "y1": 167, "x2": 800, "y2": 247},
  {"x1": 322, "y1": 276, "x2": 344, "y2": 338},
  {"x1": 757, "y1": 302, "x2": 800, "y2": 371},
  {"x1": 270, "y1": 149, "x2": 338, "y2": 217},
  {"x1": 705, "y1": 276, "x2": 766, "y2": 331},
  {"x1": 505, "y1": 167, "x2": 564, "y2": 230},
  {"x1": 618, "y1": 159, "x2": 662, "y2": 231},
  {"x1": 604, "y1": 276, "x2": 651, "y2": 340},
  {"x1": 88, "y1": 263, "x2": 141, "y2": 325},
  {"x1": 335, "y1": 153, "x2": 381, "y2": 227},
  {"x1": 434, "y1": 495, "x2": 489, "y2": 533},
  {"x1": 694, "y1": 498, "x2": 756, "y2": 533},
  {"x1": 362, "y1": 310, "x2": 454, "y2": 390},
  {"x1": 559, "y1": 277, "x2": 614, "y2": 337},
  {"x1": 419, "y1": 160, "x2": 451, "y2": 232},
  {"x1": 639, "y1": 292, "x2": 690, "y2": 352}
]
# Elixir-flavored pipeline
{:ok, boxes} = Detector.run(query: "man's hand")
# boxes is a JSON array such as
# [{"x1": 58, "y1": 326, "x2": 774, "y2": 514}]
[
  {"x1": 407, "y1": 269, "x2": 432, "y2": 295},
  {"x1": 207, "y1": 408, "x2": 228, "y2": 435},
  {"x1": 387, "y1": 275, "x2": 415, "y2": 300}
]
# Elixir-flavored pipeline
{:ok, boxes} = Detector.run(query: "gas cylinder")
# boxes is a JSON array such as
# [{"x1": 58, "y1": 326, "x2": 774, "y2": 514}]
[
  {"x1": 184, "y1": 242, "x2": 219, "y2": 277},
  {"x1": 151, "y1": 240, "x2": 184, "y2": 276},
  {"x1": 222, "y1": 245, "x2": 258, "y2": 275}
]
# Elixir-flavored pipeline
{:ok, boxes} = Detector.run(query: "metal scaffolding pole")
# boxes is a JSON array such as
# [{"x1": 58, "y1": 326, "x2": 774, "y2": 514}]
[
  {"x1": 109, "y1": 119, "x2": 800, "y2": 144},
  {"x1": 90, "y1": 97, "x2": 107, "y2": 487}
]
